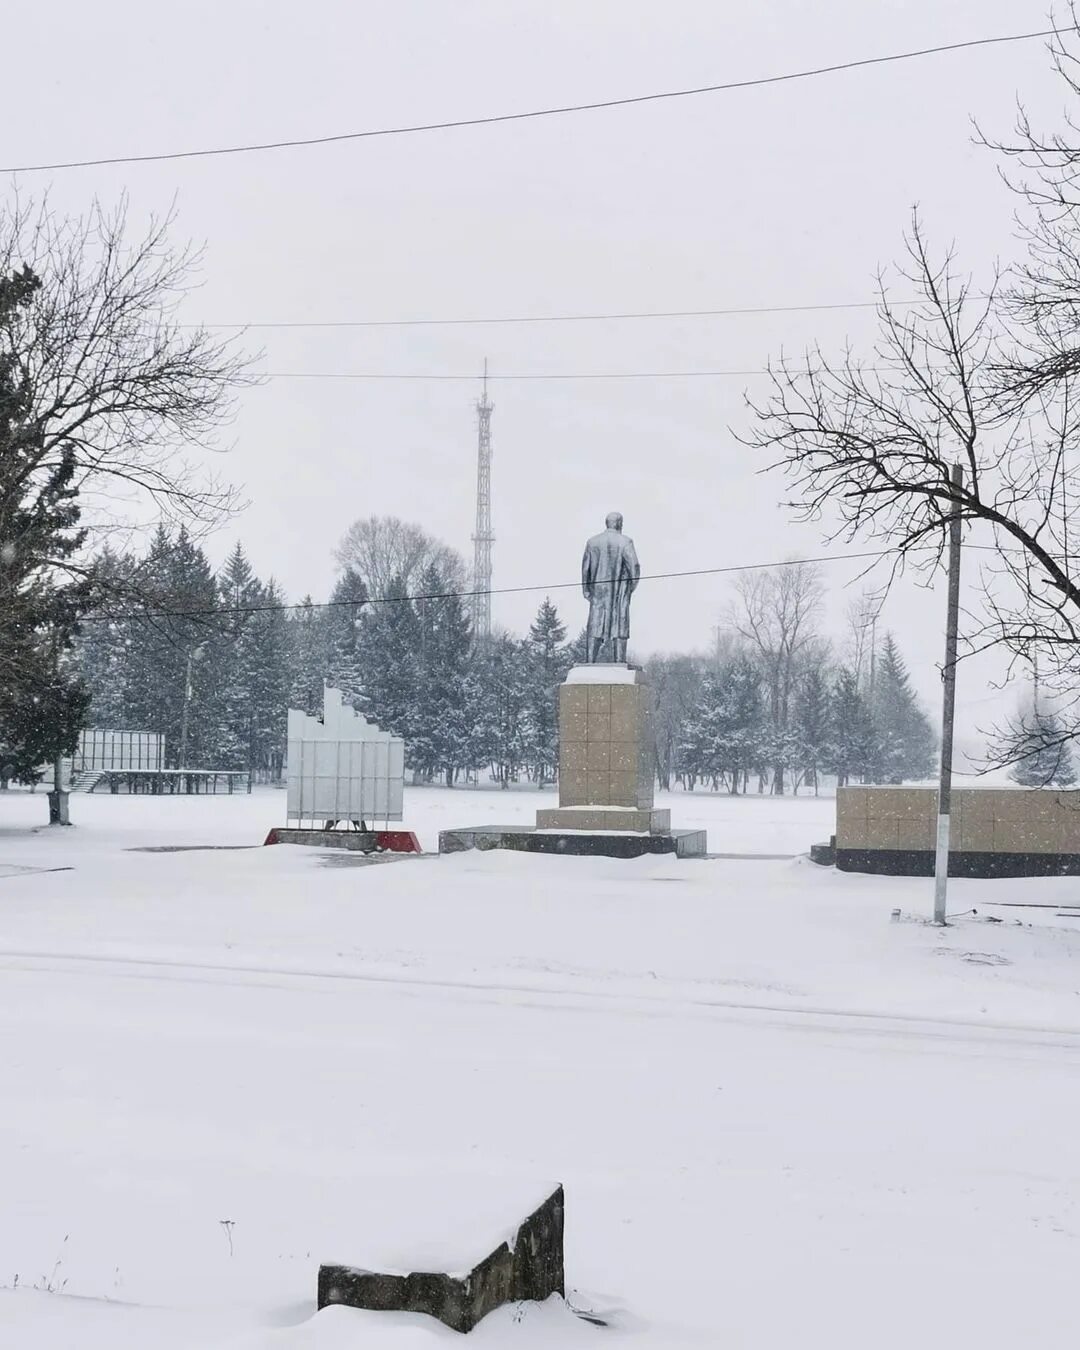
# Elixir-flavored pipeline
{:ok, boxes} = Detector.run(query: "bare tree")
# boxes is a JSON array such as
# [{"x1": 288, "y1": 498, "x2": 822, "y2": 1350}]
[
  {"x1": 728, "y1": 562, "x2": 825, "y2": 794},
  {"x1": 740, "y1": 198, "x2": 1080, "y2": 747},
  {"x1": 844, "y1": 588, "x2": 886, "y2": 696},
  {"x1": 334, "y1": 515, "x2": 466, "y2": 601},
  {"x1": 645, "y1": 652, "x2": 705, "y2": 790},
  {"x1": 1, "y1": 194, "x2": 253, "y2": 552},
  {"x1": 980, "y1": 7, "x2": 1080, "y2": 405},
  {"x1": 0, "y1": 195, "x2": 252, "y2": 817}
]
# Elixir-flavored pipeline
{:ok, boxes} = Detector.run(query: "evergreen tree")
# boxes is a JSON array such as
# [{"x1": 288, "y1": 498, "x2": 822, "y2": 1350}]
[
  {"x1": 712, "y1": 653, "x2": 766, "y2": 793},
  {"x1": 678, "y1": 653, "x2": 764, "y2": 793},
  {"x1": 352, "y1": 574, "x2": 422, "y2": 757},
  {"x1": 287, "y1": 596, "x2": 329, "y2": 716},
  {"x1": 73, "y1": 546, "x2": 136, "y2": 730},
  {"x1": 0, "y1": 654, "x2": 89, "y2": 790},
  {"x1": 0, "y1": 263, "x2": 90, "y2": 797},
  {"x1": 870, "y1": 633, "x2": 936, "y2": 783},
  {"x1": 1007, "y1": 707, "x2": 1078, "y2": 787},
  {"x1": 826, "y1": 668, "x2": 875, "y2": 787},
  {"x1": 472, "y1": 634, "x2": 529, "y2": 787},
  {"x1": 123, "y1": 527, "x2": 219, "y2": 766},
  {"x1": 325, "y1": 567, "x2": 368, "y2": 700},
  {"x1": 522, "y1": 598, "x2": 569, "y2": 787},
  {"x1": 564, "y1": 627, "x2": 589, "y2": 668},
  {"x1": 213, "y1": 542, "x2": 262, "y2": 770},
  {"x1": 244, "y1": 578, "x2": 290, "y2": 779},
  {"x1": 410, "y1": 563, "x2": 472, "y2": 784},
  {"x1": 794, "y1": 664, "x2": 831, "y2": 795}
]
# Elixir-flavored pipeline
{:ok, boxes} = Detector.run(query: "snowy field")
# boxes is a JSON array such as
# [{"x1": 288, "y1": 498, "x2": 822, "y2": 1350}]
[{"x1": 2, "y1": 786, "x2": 1080, "y2": 1348}]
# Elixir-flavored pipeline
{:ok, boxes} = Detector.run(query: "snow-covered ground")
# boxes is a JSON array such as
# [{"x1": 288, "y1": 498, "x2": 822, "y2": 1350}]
[{"x1": 1, "y1": 786, "x2": 1079, "y2": 1348}]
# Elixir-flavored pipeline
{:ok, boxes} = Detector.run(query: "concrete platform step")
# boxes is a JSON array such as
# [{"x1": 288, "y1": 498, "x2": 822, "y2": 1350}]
[{"x1": 438, "y1": 825, "x2": 707, "y2": 859}]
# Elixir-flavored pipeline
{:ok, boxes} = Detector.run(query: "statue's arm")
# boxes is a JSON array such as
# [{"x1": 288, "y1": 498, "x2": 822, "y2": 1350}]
[
  {"x1": 626, "y1": 540, "x2": 641, "y2": 592},
  {"x1": 581, "y1": 548, "x2": 593, "y2": 600}
]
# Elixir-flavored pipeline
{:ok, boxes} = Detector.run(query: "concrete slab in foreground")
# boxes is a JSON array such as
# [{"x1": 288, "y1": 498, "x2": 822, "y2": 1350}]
[
  {"x1": 439, "y1": 825, "x2": 707, "y2": 858},
  {"x1": 318, "y1": 1186, "x2": 564, "y2": 1334}
]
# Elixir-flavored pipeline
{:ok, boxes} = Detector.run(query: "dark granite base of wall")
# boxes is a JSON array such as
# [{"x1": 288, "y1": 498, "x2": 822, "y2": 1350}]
[
  {"x1": 837, "y1": 848, "x2": 1080, "y2": 878},
  {"x1": 439, "y1": 826, "x2": 707, "y2": 859}
]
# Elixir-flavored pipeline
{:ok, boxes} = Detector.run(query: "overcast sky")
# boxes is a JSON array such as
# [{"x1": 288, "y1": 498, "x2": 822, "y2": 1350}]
[{"x1": 5, "y1": 1, "x2": 1065, "y2": 755}]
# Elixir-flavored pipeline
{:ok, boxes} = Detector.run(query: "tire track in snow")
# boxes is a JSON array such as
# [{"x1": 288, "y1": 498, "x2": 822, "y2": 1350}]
[{"x1": 1, "y1": 946, "x2": 1080, "y2": 1052}]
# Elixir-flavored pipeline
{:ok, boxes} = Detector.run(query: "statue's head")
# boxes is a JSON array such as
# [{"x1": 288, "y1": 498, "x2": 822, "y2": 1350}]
[{"x1": 605, "y1": 511, "x2": 624, "y2": 532}]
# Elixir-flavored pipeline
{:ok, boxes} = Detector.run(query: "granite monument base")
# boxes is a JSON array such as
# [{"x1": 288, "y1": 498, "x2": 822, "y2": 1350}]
[
  {"x1": 438, "y1": 664, "x2": 706, "y2": 861},
  {"x1": 535, "y1": 805, "x2": 671, "y2": 833},
  {"x1": 439, "y1": 825, "x2": 707, "y2": 859}
]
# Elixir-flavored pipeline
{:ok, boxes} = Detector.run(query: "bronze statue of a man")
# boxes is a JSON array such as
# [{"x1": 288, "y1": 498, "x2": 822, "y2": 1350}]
[{"x1": 581, "y1": 512, "x2": 640, "y2": 663}]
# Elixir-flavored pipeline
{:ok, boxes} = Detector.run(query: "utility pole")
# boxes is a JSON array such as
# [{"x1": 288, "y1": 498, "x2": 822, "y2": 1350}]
[
  {"x1": 933, "y1": 463, "x2": 964, "y2": 926},
  {"x1": 471, "y1": 360, "x2": 495, "y2": 641}
]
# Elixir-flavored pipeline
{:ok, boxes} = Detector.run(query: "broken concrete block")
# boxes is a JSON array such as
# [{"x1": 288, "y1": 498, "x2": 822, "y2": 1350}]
[{"x1": 317, "y1": 1185, "x2": 564, "y2": 1334}]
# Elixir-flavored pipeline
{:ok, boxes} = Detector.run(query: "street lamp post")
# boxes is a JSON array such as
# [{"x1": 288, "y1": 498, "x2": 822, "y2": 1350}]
[{"x1": 177, "y1": 643, "x2": 205, "y2": 770}]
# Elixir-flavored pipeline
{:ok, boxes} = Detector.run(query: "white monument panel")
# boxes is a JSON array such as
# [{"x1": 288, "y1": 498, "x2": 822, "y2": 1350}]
[{"x1": 286, "y1": 688, "x2": 405, "y2": 827}]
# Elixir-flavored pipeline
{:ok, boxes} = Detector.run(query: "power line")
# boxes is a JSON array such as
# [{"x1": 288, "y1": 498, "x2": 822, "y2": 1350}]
[
  {"x1": 80, "y1": 547, "x2": 907, "y2": 624},
  {"x1": 3, "y1": 29, "x2": 1057, "y2": 175},
  {"x1": 256, "y1": 364, "x2": 937, "y2": 382},
  {"x1": 195, "y1": 299, "x2": 919, "y2": 330}
]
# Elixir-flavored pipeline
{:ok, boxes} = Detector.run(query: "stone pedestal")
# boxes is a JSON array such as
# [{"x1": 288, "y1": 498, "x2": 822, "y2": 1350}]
[
  {"x1": 437, "y1": 664, "x2": 707, "y2": 859},
  {"x1": 536, "y1": 665, "x2": 668, "y2": 833}
]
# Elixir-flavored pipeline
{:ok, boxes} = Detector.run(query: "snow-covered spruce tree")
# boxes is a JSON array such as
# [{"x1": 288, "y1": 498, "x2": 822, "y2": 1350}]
[
  {"x1": 211, "y1": 542, "x2": 261, "y2": 770},
  {"x1": 870, "y1": 633, "x2": 936, "y2": 783},
  {"x1": 522, "y1": 598, "x2": 569, "y2": 788},
  {"x1": 826, "y1": 667, "x2": 875, "y2": 788},
  {"x1": 677, "y1": 653, "x2": 764, "y2": 794},
  {"x1": 410, "y1": 562, "x2": 472, "y2": 785},
  {"x1": 794, "y1": 664, "x2": 831, "y2": 795},
  {"x1": 73, "y1": 547, "x2": 137, "y2": 731},
  {"x1": 564, "y1": 626, "x2": 589, "y2": 668},
  {"x1": 352, "y1": 574, "x2": 422, "y2": 760},
  {"x1": 242, "y1": 578, "x2": 290, "y2": 780},
  {"x1": 325, "y1": 567, "x2": 369, "y2": 702},
  {"x1": 286, "y1": 597, "x2": 329, "y2": 717},
  {"x1": 716, "y1": 653, "x2": 767, "y2": 794},
  {"x1": 472, "y1": 633, "x2": 529, "y2": 788},
  {"x1": 458, "y1": 658, "x2": 499, "y2": 786},
  {"x1": 0, "y1": 264, "x2": 90, "y2": 794},
  {"x1": 676, "y1": 684, "x2": 712, "y2": 791},
  {"x1": 121, "y1": 527, "x2": 219, "y2": 768},
  {"x1": 1000, "y1": 705, "x2": 1079, "y2": 787}
]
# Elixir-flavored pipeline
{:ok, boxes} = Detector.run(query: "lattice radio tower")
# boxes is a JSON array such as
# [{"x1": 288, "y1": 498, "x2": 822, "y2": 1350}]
[{"x1": 471, "y1": 359, "x2": 495, "y2": 640}]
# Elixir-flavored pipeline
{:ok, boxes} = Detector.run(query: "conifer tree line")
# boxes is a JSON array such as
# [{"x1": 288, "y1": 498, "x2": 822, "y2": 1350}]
[
  {"x1": 650, "y1": 566, "x2": 936, "y2": 795},
  {"x1": 653, "y1": 631, "x2": 935, "y2": 796},
  {"x1": 76, "y1": 530, "x2": 290, "y2": 780},
  {"x1": 69, "y1": 527, "x2": 936, "y2": 793},
  {"x1": 71, "y1": 519, "x2": 579, "y2": 786}
]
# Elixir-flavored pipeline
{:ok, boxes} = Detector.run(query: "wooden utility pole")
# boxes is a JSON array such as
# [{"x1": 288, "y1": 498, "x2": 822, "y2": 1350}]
[{"x1": 933, "y1": 464, "x2": 964, "y2": 926}]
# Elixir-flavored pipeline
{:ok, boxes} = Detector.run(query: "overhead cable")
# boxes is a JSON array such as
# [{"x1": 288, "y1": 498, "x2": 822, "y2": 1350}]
[
  {"x1": 2, "y1": 29, "x2": 1057, "y2": 174},
  {"x1": 194, "y1": 299, "x2": 919, "y2": 330},
  {"x1": 256, "y1": 364, "x2": 940, "y2": 381},
  {"x1": 79, "y1": 547, "x2": 916, "y2": 623}
]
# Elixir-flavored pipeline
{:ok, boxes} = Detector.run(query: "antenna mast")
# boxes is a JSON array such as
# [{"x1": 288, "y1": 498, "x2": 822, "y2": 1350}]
[{"x1": 471, "y1": 359, "x2": 495, "y2": 640}]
